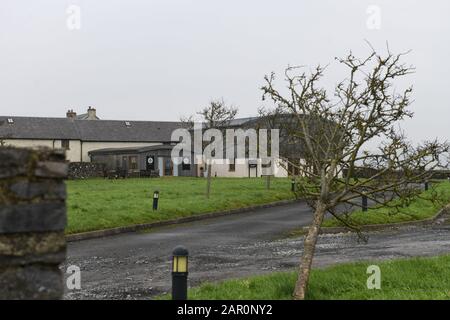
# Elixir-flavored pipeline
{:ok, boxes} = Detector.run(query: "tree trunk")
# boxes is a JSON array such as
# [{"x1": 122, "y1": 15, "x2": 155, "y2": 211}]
[
  {"x1": 206, "y1": 162, "x2": 212, "y2": 199},
  {"x1": 293, "y1": 202, "x2": 326, "y2": 300}
]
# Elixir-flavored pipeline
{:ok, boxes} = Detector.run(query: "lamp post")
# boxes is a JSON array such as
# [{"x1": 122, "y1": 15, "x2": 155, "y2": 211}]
[
  {"x1": 153, "y1": 191, "x2": 159, "y2": 210},
  {"x1": 172, "y1": 246, "x2": 189, "y2": 300},
  {"x1": 291, "y1": 179, "x2": 295, "y2": 192}
]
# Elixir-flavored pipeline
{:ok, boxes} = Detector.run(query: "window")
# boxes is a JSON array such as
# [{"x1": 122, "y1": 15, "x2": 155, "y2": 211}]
[
  {"x1": 61, "y1": 140, "x2": 70, "y2": 150},
  {"x1": 129, "y1": 156, "x2": 138, "y2": 170}
]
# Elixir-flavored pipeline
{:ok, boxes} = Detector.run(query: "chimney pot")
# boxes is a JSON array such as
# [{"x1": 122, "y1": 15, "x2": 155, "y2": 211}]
[
  {"x1": 87, "y1": 106, "x2": 97, "y2": 120},
  {"x1": 66, "y1": 109, "x2": 77, "y2": 118}
]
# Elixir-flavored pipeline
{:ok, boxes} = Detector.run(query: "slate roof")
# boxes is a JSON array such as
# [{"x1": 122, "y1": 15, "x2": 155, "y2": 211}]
[
  {"x1": 88, "y1": 144, "x2": 176, "y2": 155},
  {"x1": 0, "y1": 116, "x2": 183, "y2": 143},
  {"x1": 0, "y1": 117, "x2": 80, "y2": 140},
  {"x1": 74, "y1": 119, "x2": 183, "y2": 142},
  {"x1": 76, "y1": 113, "x2": 100, "y2": 120},
  {"x1": 227, "y1": 117, "x2": 258, "y2": 127},
  {"x1": 0, "y1": 114, "x2": 271, "y2": 145}
]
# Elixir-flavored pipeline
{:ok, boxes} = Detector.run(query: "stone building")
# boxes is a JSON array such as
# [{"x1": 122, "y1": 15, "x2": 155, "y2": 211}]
[
  {"x1": 0, "y1": 107, "x2": 182, "y2": 163},
  {"x1": 89, "y1": 145, "x2": 198, "y2": 177},
  {"x1": 0, "y1": 108, "x2": 288, "y2": 178}
]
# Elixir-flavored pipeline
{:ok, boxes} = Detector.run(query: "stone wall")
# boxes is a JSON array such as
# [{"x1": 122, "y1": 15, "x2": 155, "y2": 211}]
[
  {"x1": 430, "y1": 170, "x2": 450, "y2": 180},
  {"x1": 342, "y1": 167, "x2": 450, "y2": 180},
  {"x1": 0, "y1": 147, "x2": 67, "y2": 299},
  {"x1": 68, "y1": 162, "x2": 105, "y2": 179}
]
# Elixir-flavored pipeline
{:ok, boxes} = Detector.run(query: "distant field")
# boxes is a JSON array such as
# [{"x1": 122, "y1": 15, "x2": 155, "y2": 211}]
[
  {"x1": 169, "y1": 255, "x2": 450, "y2": 300},
  {"x1": 66, "y1": 177, "x2": 294, "y2": 234},
  {"x1": 323, "y1": 181, "x2": 450, "y2": 227}
]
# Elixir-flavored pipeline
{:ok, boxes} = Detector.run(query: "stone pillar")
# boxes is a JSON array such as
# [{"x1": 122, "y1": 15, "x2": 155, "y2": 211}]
[{"x1": 0, "y1": 147, "x2": 67, "y2": 299}]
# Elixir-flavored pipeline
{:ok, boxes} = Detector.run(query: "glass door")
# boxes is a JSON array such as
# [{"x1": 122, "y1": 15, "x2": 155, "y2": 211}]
[{"x1": 164, "y1": 157, "x2": 173, "y2": 176}]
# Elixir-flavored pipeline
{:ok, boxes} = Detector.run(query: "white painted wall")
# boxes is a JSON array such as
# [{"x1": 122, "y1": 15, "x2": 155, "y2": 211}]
[
  {"x1": 3, "y1": 139, "x2": 162, "y2": 163},
  {"x1": 3, "y1": 139, "x2": 81, "y2": 162},
  {"x1": 3, "y1": 139, "x2": 54, "y2": 149},
  {"x1": 207, "y1": 158, "x2": 288, "y2": 178},
  {"x1": 3, "y1": 139, "x2": 289, "y2": 177}
]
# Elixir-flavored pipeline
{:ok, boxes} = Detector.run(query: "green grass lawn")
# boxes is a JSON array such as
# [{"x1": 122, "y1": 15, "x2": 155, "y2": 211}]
[
  {"x1": 323, "y1": 181, "x2": 450, "y2": 228},
  {"x1": 173, "y1": 255, "x2": 450, "y2": 300},
  {"x1": 66, "y1": 177, "x2": 294, "y2": 234}
]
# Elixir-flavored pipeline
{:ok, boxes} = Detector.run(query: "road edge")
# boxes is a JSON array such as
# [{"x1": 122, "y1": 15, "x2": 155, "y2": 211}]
[
  {"x1": 66, "y1": 198, "x2": 301, "y2": 242},
  {"x1": 309, "y1": 204, "x2": 450, "y2": 235}
]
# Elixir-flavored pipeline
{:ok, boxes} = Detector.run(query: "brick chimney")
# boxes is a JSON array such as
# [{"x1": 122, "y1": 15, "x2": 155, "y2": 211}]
[
  {"x1": 87, "y1": 106, "x2": 97, "y2": 120},
  {"x1": 66, "y1": 109, "x2": 77, "y2": 118}
]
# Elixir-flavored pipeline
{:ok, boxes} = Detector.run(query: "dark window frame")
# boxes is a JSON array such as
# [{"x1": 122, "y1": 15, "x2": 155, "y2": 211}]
[
  {"x1": 129, "y1": 156, "x2": 138, "y2": 170},
  {"x1": 61, "y1": 139, "x2": 70, "y2": 150}
]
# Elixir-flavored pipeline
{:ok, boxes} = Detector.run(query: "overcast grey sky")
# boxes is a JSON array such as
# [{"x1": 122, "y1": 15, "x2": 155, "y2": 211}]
[{"x1": 0, "y1": 0, "x2": 449, "y2": 144}]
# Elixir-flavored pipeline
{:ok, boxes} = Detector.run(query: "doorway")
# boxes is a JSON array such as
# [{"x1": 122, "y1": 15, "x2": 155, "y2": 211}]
[{"x1": 164, "y1": 158, "x2": 173, "y2": 176}]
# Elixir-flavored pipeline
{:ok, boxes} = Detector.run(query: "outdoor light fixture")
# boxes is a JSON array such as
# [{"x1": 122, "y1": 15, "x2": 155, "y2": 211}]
[
  {"x1": 172, "y1": 246, "x2": 189, "y2": 300},
  {"x1": 291, "y1": 179, "x2": 296, "y2": 192},
  {"x1": 153, "y1": 190, "x2": 159, "y2": 210}
]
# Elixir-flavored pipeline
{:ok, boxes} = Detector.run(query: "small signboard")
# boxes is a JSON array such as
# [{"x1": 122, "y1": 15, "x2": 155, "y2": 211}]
[{"x1": 146, "y1": 156, "x2": 155, "y2": 171}]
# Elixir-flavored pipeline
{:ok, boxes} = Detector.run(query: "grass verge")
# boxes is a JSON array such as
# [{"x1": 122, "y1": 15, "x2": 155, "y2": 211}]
[
  {"x1": 66, "y1": 177, "x2": 294, "y2": 234},
  {"x1": 322, "y1": 182, "x2": 450, "y2": 228},
  {"x1": 163, "y1": 255, "x2": 450, "y2": 300}
]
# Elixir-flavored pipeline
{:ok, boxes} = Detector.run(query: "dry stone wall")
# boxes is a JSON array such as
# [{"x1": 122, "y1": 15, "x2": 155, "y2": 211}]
[{"x1": 0, "y1": 147, "x2": 67, "y2": 299}]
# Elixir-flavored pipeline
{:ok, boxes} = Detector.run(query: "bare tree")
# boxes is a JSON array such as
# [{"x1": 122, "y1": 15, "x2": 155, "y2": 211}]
[
  {"x1": 261, "y1": 47, "x2": 449, "y2": 299},
  {"x1": 182, "y1": 99, "x2": 238, "y2": 198}
]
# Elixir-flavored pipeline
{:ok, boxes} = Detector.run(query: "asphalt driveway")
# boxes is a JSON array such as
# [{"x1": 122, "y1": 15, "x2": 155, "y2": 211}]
[{"x1": 63, "y1": 201, "x2": 450, "y2": 299}]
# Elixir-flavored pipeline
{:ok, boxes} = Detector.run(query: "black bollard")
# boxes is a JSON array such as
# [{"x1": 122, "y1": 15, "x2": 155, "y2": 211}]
[
  {"x1": 362, "y1": 194, "x2": 368, "y2": 212},
  {"x1": 153, "y1": 191, "x2": 159, "y2": 210},
  {"x1": 172, "y1": 246, "x2": 189, "y2": 300},
  {"x1": 291, "y1": 179, "x2": 295, "y2": 192}
]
